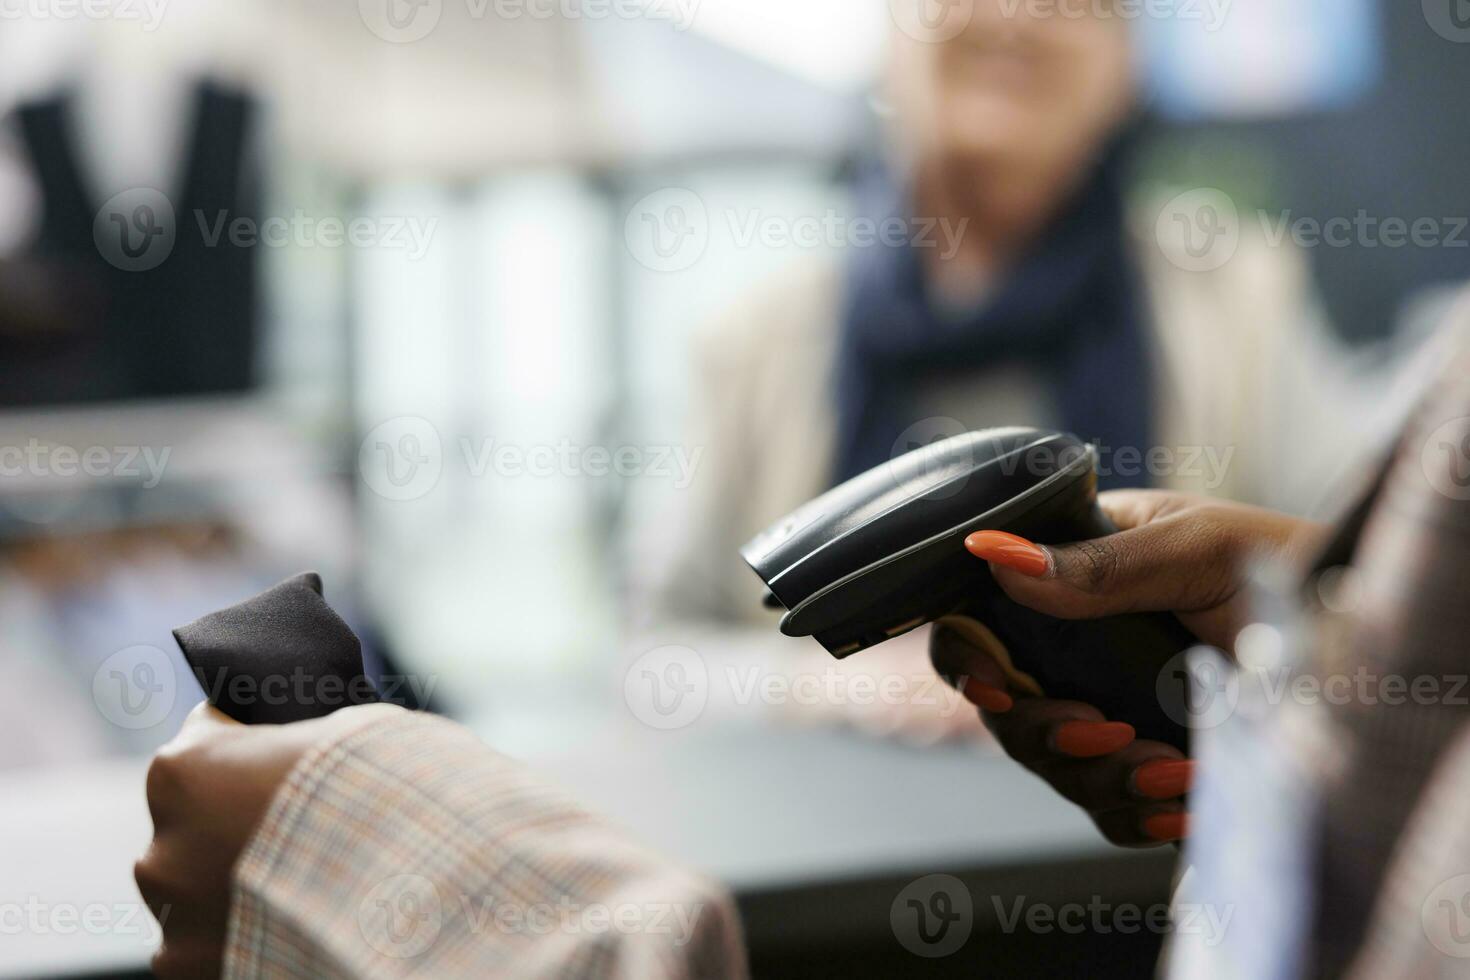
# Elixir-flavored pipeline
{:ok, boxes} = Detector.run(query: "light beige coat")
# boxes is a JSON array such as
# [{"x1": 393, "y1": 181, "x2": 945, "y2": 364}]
[{"x1": 634, "y1": 197, "x2": 1441, "y2": 627}]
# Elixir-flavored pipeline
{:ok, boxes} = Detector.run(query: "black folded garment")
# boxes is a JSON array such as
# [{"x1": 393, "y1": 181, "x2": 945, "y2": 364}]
[{"x1": 173, "y1": 572, "x2": 379, "y2": 724}]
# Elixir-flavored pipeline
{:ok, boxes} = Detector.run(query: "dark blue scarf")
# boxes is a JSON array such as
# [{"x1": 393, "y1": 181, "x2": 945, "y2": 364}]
[{"x1": 831, "y1": 134, "x2": 1153, "y2": 490}]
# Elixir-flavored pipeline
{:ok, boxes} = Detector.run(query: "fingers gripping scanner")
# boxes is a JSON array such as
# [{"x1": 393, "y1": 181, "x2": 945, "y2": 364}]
[{"x1": 741, "y1": 428, "x2": 1193, "y2": 750}]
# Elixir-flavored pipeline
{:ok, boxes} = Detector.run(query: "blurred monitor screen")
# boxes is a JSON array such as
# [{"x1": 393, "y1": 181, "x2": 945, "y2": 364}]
[{"x1": 1138, "y1": 0, "x2": 1380, "y2": 120}]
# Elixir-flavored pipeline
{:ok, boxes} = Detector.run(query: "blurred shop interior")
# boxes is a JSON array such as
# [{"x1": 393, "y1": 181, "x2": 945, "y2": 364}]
[{"x1": 2, "y1": 0, "x2": 1468, "y2": 976}]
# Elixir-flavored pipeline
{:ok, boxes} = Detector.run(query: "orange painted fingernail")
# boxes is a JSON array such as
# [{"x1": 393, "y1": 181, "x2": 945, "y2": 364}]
[
  {"x1": 1132, "y1": 759, "x2": 1194, "y2": 800},
  {"x1": 1143, "y1": 812, "x2": 1190, "y2": 842},
  {"x1": 1053, "y1": 720, "x2": 1135, "y2": 758},
  {"x1": 963, "y1": 679, "x2": 1013, "y2": 714},
  {"x1": 964, "y1": 531, "x2": 1050, "y2": 578}
]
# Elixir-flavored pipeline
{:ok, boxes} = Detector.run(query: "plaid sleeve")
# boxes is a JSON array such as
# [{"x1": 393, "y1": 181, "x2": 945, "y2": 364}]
[
  {"x1": 223, "y1": 710, "x2": 748, "y2": 979},
  {"x1": 1347, "y1": 725, "x2": 1470, "y2": 978}
]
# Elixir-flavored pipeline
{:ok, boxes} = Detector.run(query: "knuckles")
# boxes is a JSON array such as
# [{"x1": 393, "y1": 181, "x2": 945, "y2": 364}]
[
  {"x1": 133, "y1": 852, "x2": 185, "y2": 923},
  {"x1": 146, "y1": 749, "x2": 184, "y2": 804},
  {"x1": 146, "y1": 734, "x2": 218, "y2": 817},
  {"x1": 133, "y1": 857, "x2": 163, "y2": 906},
  {"x1": 144, "y1": 747, "x2": 196, "y2": 828}
]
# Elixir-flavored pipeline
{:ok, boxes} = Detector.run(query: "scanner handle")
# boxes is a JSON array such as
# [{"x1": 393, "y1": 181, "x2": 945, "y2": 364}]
[{"x1": 956, "y1": 501, "x2": 1194, "y2": 751}]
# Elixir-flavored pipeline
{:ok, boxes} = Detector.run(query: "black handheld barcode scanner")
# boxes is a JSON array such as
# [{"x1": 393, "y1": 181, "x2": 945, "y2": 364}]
[{"x1": 741, "y1": 427, "x2": 1193, "y2": 750}]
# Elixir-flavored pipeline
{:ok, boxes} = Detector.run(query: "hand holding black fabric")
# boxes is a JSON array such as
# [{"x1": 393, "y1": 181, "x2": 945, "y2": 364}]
[{"x1": 172, "y1": 572, "x2": 378, "y2": 724}]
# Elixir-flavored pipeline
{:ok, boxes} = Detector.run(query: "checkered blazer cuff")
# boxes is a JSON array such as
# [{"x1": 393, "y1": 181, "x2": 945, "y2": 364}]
[{"x1": 224, "y1": 710, "x2": 747, "y2": 979}]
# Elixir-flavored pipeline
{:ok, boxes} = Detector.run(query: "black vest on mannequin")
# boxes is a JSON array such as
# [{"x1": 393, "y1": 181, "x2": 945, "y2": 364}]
[{"x1": 3, "y1": 79, "x2": 257, "y2": 406}]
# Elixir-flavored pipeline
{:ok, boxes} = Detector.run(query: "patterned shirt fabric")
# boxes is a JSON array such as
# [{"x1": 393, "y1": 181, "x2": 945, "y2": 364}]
[
  {"x1": 224, "y1": 711, "x2": 748, "y2": 979},
  {"x1": 1350, "y1": 725, "x2": 1470, "y2": 977},
  {"x1": 1308, "y1": 325, "x2": 1470, "y2": 976}
]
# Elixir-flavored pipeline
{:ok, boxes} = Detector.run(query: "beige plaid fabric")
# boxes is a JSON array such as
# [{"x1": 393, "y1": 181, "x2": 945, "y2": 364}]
[
  {"x1": 224, "y1": 711, "x2": 748, "y2": 979},
  {"x1": 1350, "y1": 725, "x2": 1470, "y2": 978},
  {"x1": 1307, "y1": 312, "x2": 1470, "y2": 976}
]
